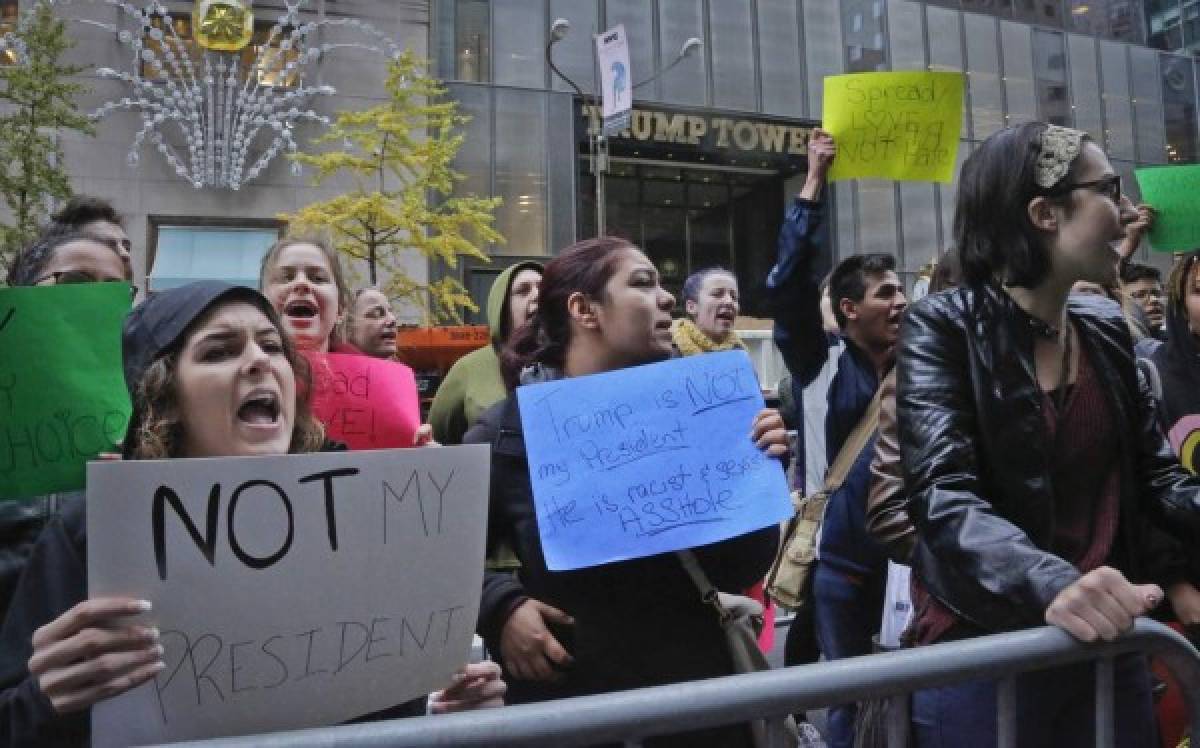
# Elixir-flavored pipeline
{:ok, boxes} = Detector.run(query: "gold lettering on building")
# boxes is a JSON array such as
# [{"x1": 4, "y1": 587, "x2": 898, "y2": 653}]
[
  {"x1": 579, "y1": 105, "x2": 812, "y2": 156},
  {"x1": 733, "y1": 121, "x2": 758, "y2": 150},
  {"x1": 631, "y1": 110, "x2": 653, "y2": 140},
  {"x1": 652, "y1": 112, "x2": 687, "y2": 143}
]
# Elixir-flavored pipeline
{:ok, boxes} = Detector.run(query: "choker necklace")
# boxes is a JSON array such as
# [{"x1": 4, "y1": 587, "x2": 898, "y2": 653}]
[{"x1": 1027, "y1": 315, "x2": 1061, "y2": 340}]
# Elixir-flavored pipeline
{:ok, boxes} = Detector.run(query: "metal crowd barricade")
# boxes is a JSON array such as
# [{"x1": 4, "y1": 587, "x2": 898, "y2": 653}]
[{"x1": 161, "y1": 618, "x2": 1200, "y2": 748}]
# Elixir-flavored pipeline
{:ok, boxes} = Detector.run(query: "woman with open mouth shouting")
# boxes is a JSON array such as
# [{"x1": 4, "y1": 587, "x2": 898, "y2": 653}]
[
  {"x1": 259, "y1": 236, "x2": 353, "y2": 355},
  {"x1": 670, "y1": 266, "x2": 745, "y2": 358},
  {"x1": 258, "y1": 236, "x2": 432, "y2": 447},
  {"x1": 0, "y1": 282, "x2": 503, "y2": 746}
]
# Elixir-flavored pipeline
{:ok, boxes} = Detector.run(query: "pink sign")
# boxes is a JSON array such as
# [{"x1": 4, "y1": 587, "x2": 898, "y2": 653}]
[{"x1": 302, "y1": 352, "x2": 420, "y2": 450}]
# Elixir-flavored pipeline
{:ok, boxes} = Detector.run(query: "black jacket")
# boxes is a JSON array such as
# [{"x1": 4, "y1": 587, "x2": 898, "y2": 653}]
[
  {"x1": 0, "y1": 495, "x2": 68, "y2": 625},
  {"x1": 897, "y1": 286, "x2": 1200, "y2": 634},
  {"x1": 469, "y1": 394, "x2": 778, "y2": 703},
  {"x1": 0, "y1": 496, "x2": 87, "y2": 747}
]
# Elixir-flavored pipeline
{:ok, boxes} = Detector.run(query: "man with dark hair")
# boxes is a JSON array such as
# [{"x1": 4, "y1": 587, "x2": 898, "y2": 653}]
[
  {"x1": 50, "y1": 196, "x2": 132, "y2": 280},
  {"x1": 766, "y1": 129, "x2": 906, "y2": 748},
  {"x1": 1119, "y1": 261, "x2": 1166, "y2": 338}
]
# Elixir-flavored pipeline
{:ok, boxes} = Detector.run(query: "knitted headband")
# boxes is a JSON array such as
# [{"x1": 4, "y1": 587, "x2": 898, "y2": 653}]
[{"x1": 1034, "y1": 124, "x2": 1086, "y2": 189}]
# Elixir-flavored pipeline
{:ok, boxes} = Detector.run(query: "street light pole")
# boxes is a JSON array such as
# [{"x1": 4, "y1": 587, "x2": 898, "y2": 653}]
[{"x1": 546, "y1": 20, "x2": 701, "y2": 238}]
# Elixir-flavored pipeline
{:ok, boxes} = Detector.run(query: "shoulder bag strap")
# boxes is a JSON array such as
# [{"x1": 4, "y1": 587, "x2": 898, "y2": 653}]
[
  {"x1": 676, "y1": 549, "x2": 729, "y2": 622},
  {"x1": 821, "y1": 385, "x2": 884, "y2": 495}
]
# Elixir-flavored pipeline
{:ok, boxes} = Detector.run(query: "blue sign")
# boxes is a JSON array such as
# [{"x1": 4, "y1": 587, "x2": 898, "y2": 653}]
[{"x1": 516, "y1": 350, "x2": 792, "y2": 570}]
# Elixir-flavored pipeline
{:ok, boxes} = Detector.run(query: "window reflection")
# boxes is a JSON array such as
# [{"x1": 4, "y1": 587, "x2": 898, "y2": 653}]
[
  {"x1": 1160, "y1": 53, "x2": 1197, "y2": 163},
  {"x1": 0, "y1": 1, "x2": 18, "y2": 66},
  {"x1": 1014, "y1": 0, "x2": 1064, "y2": 26},
  {"x1": 455, "y1": 0, "x2": 490, "y2": 83},
  {"x1": 842, "y1": 0, "x2": 887, "y2": 73},
  {"x1": 1067, "y1": 1, "x2": 1146, "y2": 43},
  {"x1": 1034, "y1": 29, "x2": 1072, "y2": 126}
]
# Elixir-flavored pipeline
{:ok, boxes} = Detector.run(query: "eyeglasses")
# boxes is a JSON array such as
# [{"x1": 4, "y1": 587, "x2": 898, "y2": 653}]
[
  {"x1": 1054, "y1": 174, "x2": 1122, "y2": 203},
  {"x1": 1128, "y1": 287, "x2": 1164, "y2": 301},
  {"x1": 34, "y1": 270, "x2": 137, "y2": 300}
]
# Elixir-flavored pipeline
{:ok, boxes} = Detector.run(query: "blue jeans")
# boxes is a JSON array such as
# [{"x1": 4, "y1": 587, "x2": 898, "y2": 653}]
[
  {"x1": 912, "y1": 653, "x2": 1156, "y2": 748},
  {"x1": 813, "y1": 562, "x2": 886, "y2": 748}
]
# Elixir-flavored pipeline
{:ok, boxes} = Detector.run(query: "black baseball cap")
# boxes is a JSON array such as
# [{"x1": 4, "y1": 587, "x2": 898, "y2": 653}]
[{"x1": 121, "y1": 281, "x2": 279, "y2": 458}]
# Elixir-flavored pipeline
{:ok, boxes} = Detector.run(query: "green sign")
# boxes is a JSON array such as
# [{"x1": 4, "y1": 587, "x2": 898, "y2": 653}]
[
  {"x1": 1136, "y1": 165, "x2": 1200, "y2": 252},
  {"x1": 0, "y1": 283, "x2": 132, "y2": 499}
]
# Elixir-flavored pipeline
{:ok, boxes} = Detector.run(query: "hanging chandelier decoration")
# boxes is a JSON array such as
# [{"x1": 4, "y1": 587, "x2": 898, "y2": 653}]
[{"x1": 43, "y1": 0, "x2": 400, "y2": 190}]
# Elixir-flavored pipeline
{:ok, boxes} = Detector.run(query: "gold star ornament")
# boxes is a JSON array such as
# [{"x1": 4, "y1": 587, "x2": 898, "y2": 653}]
[{"x1": 193, "y1": 0, "x2": 254, "y2": 52}]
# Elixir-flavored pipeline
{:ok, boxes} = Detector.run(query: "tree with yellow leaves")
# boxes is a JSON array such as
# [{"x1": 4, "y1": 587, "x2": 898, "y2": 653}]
[{"x1": 283, "y1": 51, "x2": 501, "y2": 323}]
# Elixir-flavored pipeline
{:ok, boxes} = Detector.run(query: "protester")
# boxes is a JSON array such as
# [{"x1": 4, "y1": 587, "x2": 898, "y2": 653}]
[
  {"x1": 897, "y1": 122, "x2": 1200, "y2": 746},
  {"x1": 468, "y1": 237, "x2": 785, "y2": 747},
  {"x1": 344, "y1": 287, "x2": 398, "y2": 359},
  {"x1": 258, "y1": 236, "x2": 429, "y2": 446},
  {"x1": 0, "y1": 231, "x2": 132, "y2": 623},
  {"x1": 670, "y1": 266, "x2": 745, "y2": 355},
  {"x1": 1115, "y1": 201, "x2": 1156, "y2": 270},
  {"x1": 766, "y1": 128, "x2": 906, "y2": 748},
  {"x1": 0, "y1": 282, "x2": 504, "y2": 746},
  {"x1": 670, "y1": 266, "x2": 782, "y2": 662},
  {"x1": 429, "y1": 262, "x2": 542, "y2": 445},
  {"x1": 1120, "y1": 261, "x2": 1167, "y2": 338},
  {"x1": 866, "y1": 249, "x2": 960, "y2": 565},
  {"x1": 1145, "y1": 251, "x2": 1200, "y2": 473},
  {"x1": 49, "y1": 196, "x2": 133, "y2": 283},
  {"x1": 5, "y1": 231, "x2": 129, "y2": 291},
  {"x1": 259, "y1": 235, "x2": 353, "y2": 354}
]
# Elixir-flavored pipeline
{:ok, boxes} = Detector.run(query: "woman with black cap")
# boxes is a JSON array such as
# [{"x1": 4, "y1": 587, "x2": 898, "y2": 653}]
[{"x1": 0, "y1": 281, "x2": 503, "y2": 746}]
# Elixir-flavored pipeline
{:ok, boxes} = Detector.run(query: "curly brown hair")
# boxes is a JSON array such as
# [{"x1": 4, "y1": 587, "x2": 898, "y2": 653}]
[{"x1": 129, "y1": 331, "x2": 326, "y2": 460}]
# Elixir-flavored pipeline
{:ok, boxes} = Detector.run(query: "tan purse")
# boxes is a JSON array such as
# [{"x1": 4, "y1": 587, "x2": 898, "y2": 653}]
[
  {"x1": 677, "y1": 550, "x2": 799, "y2": 748},
  {"x1": 765, "y1": 387, "x2": 883, "y2": 610}
]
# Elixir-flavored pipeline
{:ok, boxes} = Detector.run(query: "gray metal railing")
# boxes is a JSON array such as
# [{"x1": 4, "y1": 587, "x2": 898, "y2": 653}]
[{"x1": 160, "y1": 618, "x2": 1200, "y2": 748}]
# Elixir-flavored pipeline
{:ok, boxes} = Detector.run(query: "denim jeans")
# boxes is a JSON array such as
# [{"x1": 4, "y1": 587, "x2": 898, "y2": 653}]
[
  {"x1": 911, "y1": 653, "x2": 1157, "y2": 748},
  {"x1": 813, "y1": 562, "x2": 886, "y2": 748}
]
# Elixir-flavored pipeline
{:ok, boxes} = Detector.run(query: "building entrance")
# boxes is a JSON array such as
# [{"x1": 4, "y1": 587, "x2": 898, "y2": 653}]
[{"x1": 575, "y1": 103, "x2": 818, "y2": 317}]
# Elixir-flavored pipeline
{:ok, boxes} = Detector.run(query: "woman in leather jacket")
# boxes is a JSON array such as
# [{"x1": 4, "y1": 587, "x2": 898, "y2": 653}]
[{"x1": 896, "y1": 122, "x2": 1200, "y2": 747}]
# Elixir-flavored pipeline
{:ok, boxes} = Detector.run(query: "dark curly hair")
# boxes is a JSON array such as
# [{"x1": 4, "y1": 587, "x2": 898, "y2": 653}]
[{"x1": 500, "y1": 237, "x2": 635, "y2": 389}]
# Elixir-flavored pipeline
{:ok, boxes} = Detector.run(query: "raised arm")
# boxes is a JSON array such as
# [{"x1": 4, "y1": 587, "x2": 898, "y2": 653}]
[{"x1": 766, "y1": 130, "x2": 837, "y2": 387}]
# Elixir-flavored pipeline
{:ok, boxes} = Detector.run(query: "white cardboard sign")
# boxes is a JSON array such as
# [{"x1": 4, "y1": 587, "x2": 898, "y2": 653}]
[{"x1": 86, "y1": 445, "x2": 489, "y2": 746}]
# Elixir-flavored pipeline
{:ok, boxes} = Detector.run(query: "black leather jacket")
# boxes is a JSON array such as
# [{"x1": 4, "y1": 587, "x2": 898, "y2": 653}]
[{"x1": 897, "y1": 285, "x2": 1200, "y2": 633}]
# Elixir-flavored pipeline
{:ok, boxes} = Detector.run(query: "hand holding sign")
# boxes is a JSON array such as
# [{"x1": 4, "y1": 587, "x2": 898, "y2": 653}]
[
  {"x1": 1135, "y1": 165, "x2": 1200, "y2": 252},
  {"x1": 29, "y1": 597, "x2": 163, "y2": 715},
  {"x1": 516, "y1": 351, "x2": 792, "y2": 571},
  {"x1": 87, "y1": 446, "x2": 489, "y2": 746},
  {"x1": 303, "y1": 352, "x2": 420, "y2": 449},
  {"x1": 822, "y1": 71, "x2": 964, "y2": 183}
]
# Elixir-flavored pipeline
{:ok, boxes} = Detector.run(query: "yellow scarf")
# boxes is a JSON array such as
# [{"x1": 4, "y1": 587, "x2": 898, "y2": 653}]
[{"x1": 671, "y1": 318, "x2": 745, "y2": 357}]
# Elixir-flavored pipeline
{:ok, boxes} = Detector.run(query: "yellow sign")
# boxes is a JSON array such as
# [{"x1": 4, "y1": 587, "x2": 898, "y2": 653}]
[
  {"x1": 822, "y1": 71, "x2": 964, "y2": 183},
  {"x1": 193, "y1": 0, "x2": 254, "y2": 52}
]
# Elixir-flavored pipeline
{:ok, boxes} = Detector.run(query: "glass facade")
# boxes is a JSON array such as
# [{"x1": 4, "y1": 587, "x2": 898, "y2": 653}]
[{"x1": 434, "y1": 0, "x2": 1198, "y2": 287}]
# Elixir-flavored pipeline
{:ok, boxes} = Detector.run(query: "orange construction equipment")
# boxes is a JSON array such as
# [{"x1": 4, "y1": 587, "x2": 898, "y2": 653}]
[{"x1": 395, "y1": 326, "x2": 491, "y2": 411}]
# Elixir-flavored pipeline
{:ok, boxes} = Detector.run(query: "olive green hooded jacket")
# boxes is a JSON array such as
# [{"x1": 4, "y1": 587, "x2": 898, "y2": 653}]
[{"x1": 428, "y1": 261, "x2": 542, "y2": 444}]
